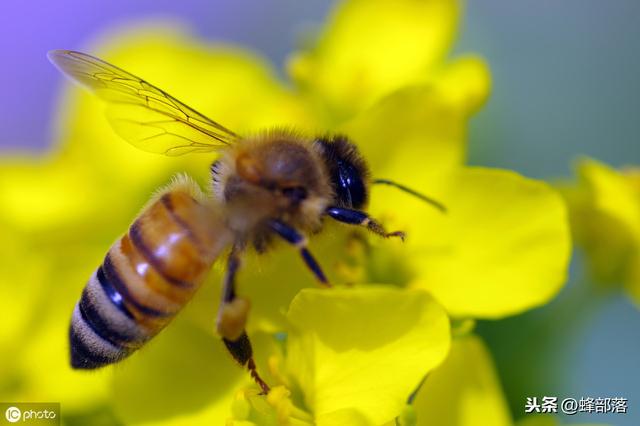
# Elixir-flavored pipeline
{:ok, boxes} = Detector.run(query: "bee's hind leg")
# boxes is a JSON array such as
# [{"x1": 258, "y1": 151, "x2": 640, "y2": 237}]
[
  {"x1": 217, "y1": 244, "x2": 270, "y2": 394},
  {"x1": 268, "y1": 219, "x2": 331, "y2": 287},
  {"x1": 326, "y1": 206, "x2": 405, "y2": 241}
]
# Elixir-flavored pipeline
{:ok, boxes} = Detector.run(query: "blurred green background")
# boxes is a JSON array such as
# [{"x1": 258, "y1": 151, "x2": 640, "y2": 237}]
[{"x1": 0, "y1": 0, "x2": 638, "y2": 425}]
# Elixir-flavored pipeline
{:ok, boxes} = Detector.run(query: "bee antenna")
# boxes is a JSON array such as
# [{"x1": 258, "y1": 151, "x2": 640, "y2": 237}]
[{"x1": 372, "y1": 179, "x2": 447, "y2": 213}]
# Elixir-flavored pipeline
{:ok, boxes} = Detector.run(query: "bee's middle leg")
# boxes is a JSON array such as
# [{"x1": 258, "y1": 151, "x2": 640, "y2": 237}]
[{"x1": 217, "y1": 245, "x2": 270, "y2": 394}]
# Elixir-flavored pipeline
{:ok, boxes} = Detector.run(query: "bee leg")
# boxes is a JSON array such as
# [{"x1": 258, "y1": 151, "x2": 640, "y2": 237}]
[
  {"x1": 217, "y1": 246, "x2": 270, "y2": 394},
  {"x1": 268, "y1": 219, "x2": 331, "y2": 287},
  {"x1": 326, "y1": 207, "x2": 405, "y2": 241}
]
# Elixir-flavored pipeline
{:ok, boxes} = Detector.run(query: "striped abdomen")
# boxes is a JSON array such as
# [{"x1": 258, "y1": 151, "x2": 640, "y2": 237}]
[{"x1": 70, "y1": 186, "x2": 231, "y2": 369}]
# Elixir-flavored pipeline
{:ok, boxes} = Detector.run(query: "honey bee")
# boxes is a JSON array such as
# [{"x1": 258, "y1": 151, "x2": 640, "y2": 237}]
[{"x1": 49, "y1": 50, "x2": 445, "y2": 393}]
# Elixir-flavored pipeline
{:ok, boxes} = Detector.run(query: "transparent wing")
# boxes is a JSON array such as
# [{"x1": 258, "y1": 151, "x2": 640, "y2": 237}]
[{"x1": 48, "y1": 49, "x2": 240, "y2": 156}]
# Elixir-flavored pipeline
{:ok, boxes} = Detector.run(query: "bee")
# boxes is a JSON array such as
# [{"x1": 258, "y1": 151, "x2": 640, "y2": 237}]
[{"x1": 49, "y1": 50, "x2": 445, "y2": 393}]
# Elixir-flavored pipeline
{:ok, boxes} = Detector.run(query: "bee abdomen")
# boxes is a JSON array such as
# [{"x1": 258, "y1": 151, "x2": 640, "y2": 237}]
[
  {"x1": 70, "y1": 268, "x2": 149, "y2": 369},
  {"x1": 71, "y1": 188, "x2": 230, "y2": 369}
]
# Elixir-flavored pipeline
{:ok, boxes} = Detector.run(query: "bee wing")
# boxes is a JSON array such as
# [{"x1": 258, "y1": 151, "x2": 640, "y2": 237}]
[{"x1": 48, "y1": 49, "x2": 240, "y2": 156}]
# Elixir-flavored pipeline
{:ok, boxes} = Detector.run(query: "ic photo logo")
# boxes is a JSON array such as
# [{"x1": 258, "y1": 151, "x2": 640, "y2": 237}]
[
  {"x1": 1, "y1": 403, "x2": 59, "y2": 425},
  {"x1": 5, "y1": 407, "x2": 21, "y2": 423}
]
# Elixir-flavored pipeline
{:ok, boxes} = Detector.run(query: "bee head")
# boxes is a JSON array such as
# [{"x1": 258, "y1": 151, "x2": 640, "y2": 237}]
[{"x1": 314, "y1": 135, "x2": 370, "y2": 209}]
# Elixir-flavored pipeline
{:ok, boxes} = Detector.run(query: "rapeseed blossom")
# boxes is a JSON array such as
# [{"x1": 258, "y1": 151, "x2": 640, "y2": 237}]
[
  {"x1": 0, "y1": 0, "x2": 571, "y2": 424},
  {"x1": 561, "y1": 158, "x2": 640, "y2": 306}
]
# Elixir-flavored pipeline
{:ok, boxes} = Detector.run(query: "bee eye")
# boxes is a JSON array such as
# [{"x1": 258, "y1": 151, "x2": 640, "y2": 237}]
[{"x1": 281, "y1": 186, "x2": 308, "y2": 202}]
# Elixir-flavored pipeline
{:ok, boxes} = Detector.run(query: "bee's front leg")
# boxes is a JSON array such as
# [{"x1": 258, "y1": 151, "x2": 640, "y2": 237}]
[
  {"x1": 326, "y1": 207, "x2": 405, "y2": 240},
  {"x1": 217, "y1": 244, "x2": 270, "y2": 394},
  {"x1": 268, "y1": 219, "x2": 331, "y2": 287}
]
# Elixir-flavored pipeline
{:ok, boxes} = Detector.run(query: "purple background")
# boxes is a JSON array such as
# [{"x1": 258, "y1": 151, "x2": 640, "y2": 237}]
[{"x1": 0, "y1": 0, "x2": 331, "y2": 153}]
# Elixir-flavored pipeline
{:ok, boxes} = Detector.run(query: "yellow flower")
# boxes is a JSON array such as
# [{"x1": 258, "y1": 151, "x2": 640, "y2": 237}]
[
  {"x1": 0, "y1": 0, "x2": 571, "y2": 424},
  {"x1": 411, "y1": 335, "x2": 512, "y2": 426},
  {"x1": 228, "y1": 287, "x2": 450, "y2": 426},
  {"x1": 561, "y1": 157, "x2": 640, "y2": 305},
  {"x1": 287, "y1": 0, "x2": 461, "y2": 120}
]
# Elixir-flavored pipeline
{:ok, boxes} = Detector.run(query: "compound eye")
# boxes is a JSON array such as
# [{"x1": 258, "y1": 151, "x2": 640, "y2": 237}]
[
  {"x1": 281, "y1": 186, "x2": 308, "y2": 203},
  {"x1": 337, "y1": 162, "x2": 366, "y2": 209}
]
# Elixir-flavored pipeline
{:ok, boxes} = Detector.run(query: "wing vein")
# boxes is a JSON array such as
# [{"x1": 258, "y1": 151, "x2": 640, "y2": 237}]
[{"x1": 48, "y1": 49, "x2": 241, "y2": 155}]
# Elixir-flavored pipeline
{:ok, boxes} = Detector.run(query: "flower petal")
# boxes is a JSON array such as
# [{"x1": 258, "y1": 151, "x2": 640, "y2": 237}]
[
  {"x1": 0, "y1": 159, "x2": 98, "y2": 234},
  {"x1": 288, "y1": 0, "x2": 460, "y2": 118},
  {"x1": 285, "y1": 286, "x2": 450, "y2": 425},
  {"x1": 412, "y1": 335, "x2": 512, "y2": 426},
  {"x1": 626, "y1": 254, "x2": 640, "y2": 307},
  {"x1": 111, "y1": 319, "x2": 243, "y2": 425},
  {"x1": 342, "y1": 85, "x2": 467, "y2": 178},
  {"x1": 576, "y1": 159, "x2": 640, "y2": 238},
  {"x1": 1, "y1": 243, "x2": 112, "y2": 412},
  {"x1": 0, "y1": 234, "x2": 48, "y2": 352},
  {"x1": 13, "y1": 314, "x2": 112, "y2": 412},
  {"x1": 315, "y1": 408, "x2": 372, "y2": 426},
  {"x1": 427, "y1": 55, "x2": 491, "y2": 116},
  {"x1": 407, "y1": 167, "x2": 570, "y2": 318},
  {"x1": 563, "y1": 158, "x2": 640, "y2": 294}
]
